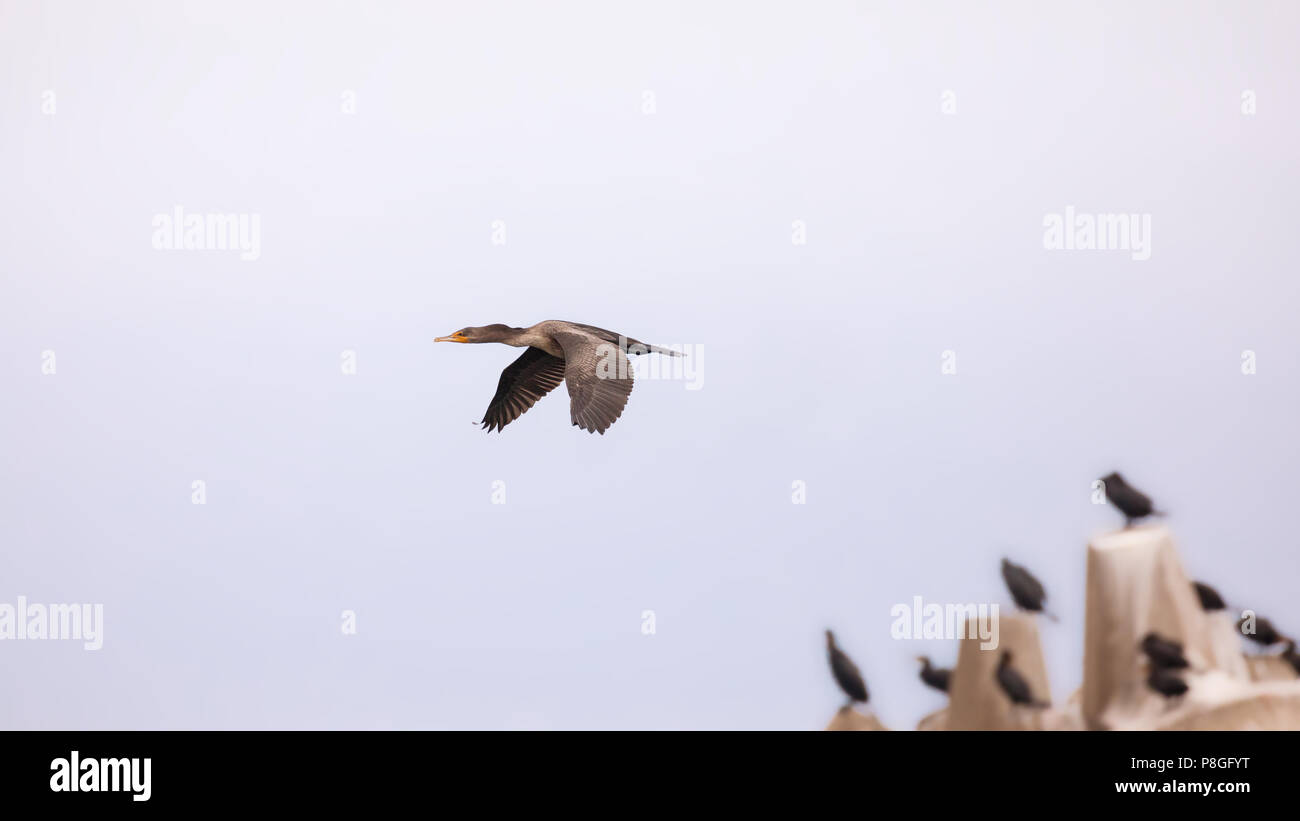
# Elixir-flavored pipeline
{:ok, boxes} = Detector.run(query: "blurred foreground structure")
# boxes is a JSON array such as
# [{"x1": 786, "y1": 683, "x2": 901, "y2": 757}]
[{"x1": 827, "y1": 525, "x2": 1300, "y2": 731}]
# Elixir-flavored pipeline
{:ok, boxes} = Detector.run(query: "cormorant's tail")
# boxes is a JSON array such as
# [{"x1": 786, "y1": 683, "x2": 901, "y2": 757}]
[
  {"x1": 582, "y1": 325, "x2": 686, "y2": 356},
  {"x1": 1042, "y1": 608, "x2": 1060, "y2": 623}
]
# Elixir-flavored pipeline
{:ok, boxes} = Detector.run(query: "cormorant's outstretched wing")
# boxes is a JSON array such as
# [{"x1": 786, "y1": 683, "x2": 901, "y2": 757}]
[
  {"x1": 480, "y1": 347, "x2": 566, "y2": 433},
  {"x1": 553, "y1": 330, "x2": 634, "y2": 434}
]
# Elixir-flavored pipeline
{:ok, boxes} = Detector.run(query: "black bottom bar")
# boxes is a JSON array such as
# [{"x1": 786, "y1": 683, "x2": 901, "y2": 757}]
[{"x1": 4, "y1": 730, "x2": 1288, "y2": 807}]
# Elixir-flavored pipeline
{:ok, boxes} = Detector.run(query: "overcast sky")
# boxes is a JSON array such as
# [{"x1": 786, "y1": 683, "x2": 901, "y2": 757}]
[{"x1": 2, "y1": 0, "x2": 1298, "y2": 729}]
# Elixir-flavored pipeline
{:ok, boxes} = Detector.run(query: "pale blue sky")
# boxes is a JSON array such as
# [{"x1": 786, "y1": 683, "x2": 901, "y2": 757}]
[{"x1": 2, "y1": 0, "x2": 1298, "y2": 729}]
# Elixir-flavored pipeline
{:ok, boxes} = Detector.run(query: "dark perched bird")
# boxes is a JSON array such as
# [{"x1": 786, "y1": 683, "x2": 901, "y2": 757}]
[
  {"x1": 1238, "y1": 615, "x2": 1286, "y2": 648},
  {"x1": 995, "y1": 651, "x2": 1048, "y2": 708},
  {"x1": 1146, "y1": 666, "x2": 1189, "y2": 699},
  {"x1": 435, "y1": 321, "x2": 682, "y2": 434},
  {"x1": 1282, "y1": 642, "x2": 1300, "y2": 676},
  {"x1": 1192, "y1": 581, "x2": 1226, "y2": 612},
  {"x1": 1099, "y1": 472, "x2": 1164, "y2": 526},
  {"x1": 1001, "y1": 559, "x2": 1059, "y2": 621},
  {"x1": 916, "y1": 656, "x2": 952, "y2": 694},
  {"x1": 825, "y1": 630, "x2": 869, "y2": 707},
  {"x1": 1140, "y1": 632, "x2": 1190, "y2": 669}
]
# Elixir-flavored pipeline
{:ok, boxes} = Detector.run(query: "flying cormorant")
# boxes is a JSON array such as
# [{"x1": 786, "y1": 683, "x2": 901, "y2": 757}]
[{"x1": 436, "y1": 321, "x2": 682, "y2": 434}]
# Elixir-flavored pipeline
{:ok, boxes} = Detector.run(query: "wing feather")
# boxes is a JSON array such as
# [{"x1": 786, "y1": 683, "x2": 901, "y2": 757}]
[
  {"x1": 553, "y1": 331, "x2": 634, "y2": 434},
  {"x1": 480, "y1": 347, "x2": 566, "y2": 433}
]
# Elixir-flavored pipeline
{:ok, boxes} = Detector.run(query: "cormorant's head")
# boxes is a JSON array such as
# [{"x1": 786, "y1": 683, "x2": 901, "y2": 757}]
[
  {"x1": 824, "y1": 630, "x2": 836, "y2": 649},
  {"x1": 435, "y1": 327, "x2": 471, "y2": 343},
  {"x1": 999, "y1": 650, "x2": 1014, "y2": 667},
  {"x1": 1101, "y1": 471, "x2": 1123, "y2": 485},
  {"x1": 436, "y1": 324, "x2": 514, "y2": 344},
  {"x1": 915, "y1": 656, "x2": 929, "y2": 666}
]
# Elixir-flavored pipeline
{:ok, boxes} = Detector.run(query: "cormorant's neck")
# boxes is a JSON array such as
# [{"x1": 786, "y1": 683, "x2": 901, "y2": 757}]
[{"x1": 499, "y1": 327, "x2": 530, "y2": 346}]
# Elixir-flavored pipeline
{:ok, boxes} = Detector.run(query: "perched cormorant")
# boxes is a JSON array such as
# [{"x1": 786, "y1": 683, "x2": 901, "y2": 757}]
[
  {"x1": 825, "y1": 630, "x2": 869, "y2": 707},
  {"x1": 1238, "y1": 614, "x2": 1286, "y2": 648},
  {"x1": 1146, "y1": 666, "x2": 1189, "y2": 699},
  {"x1": 1140, "y1": 632, "x2": 1190, "y2": 669},
  {"x1": 916, "y1": 656, "x2": 952, "y2": 694},
  {"x1": 995, "y1": 651, "x2": 1048, "y2": 708},
  {"x1": 1099, "y1": 472, "x2": 1163, "y2": 526},
  {"x1": 1000, "y1": 559, "x2": 1059, "y2": 621},
  {"x1": 1192, "y1": 581, "x2": 1226, "y2": 612},
  {"x1": 1282, "y1": 642, "x2": 1300, "y2": 676},
  {"x1": 435, "y1": 321, "x2": 682, "y2": 434}
]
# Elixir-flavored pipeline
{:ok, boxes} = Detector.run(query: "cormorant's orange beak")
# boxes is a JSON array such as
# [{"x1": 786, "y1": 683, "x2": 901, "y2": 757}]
[{"x1": 435, "y1": 332, "x2": 469, "y2": 343}]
